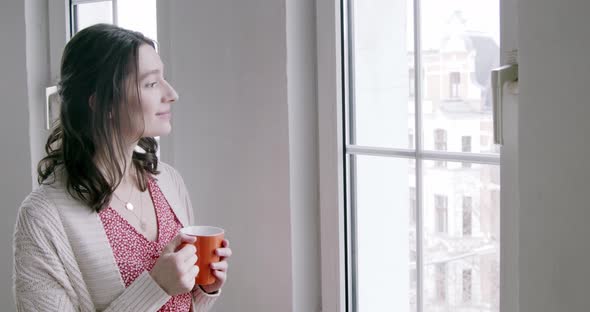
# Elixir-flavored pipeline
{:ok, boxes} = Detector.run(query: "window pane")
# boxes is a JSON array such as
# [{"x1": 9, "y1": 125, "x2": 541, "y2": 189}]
[
  {"x1": 73, "y1": 1, "x2": 113, "y2": 33},
  {"x1": 422, "y1": 160, "x2": 500, "y2": 312},
  {"x1": 117, "y1": 0, "x2": 158, "y2": 42},
  {"x1": 421, "y1": 0, "x2": 500, "y2": 154},
  {"x1": 353, "y1": 155, "x2": 416, "y2": 311},
  {"x1": 351, "y1": 0, "x2": 415, "y2": 149},
  {"x1": 463, "y1": 269, "x2": 473, "y2": 303}
]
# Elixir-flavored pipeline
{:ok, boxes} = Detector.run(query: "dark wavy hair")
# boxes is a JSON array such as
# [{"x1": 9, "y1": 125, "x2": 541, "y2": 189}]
[{"x1": 38, "y1": 23, "x2": 160, "y2": 212}]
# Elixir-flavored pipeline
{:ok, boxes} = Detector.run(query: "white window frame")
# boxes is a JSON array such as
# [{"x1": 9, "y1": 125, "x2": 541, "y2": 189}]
[
  {"x1": 70, "y1": 0, "x2": 119, "y2": 34},
  {"x1": 316, "y1": 0, "x2": 518, "y2": 311},
  {"x1": 316, "y1": 0, "x2": 347, "y2": 311}
]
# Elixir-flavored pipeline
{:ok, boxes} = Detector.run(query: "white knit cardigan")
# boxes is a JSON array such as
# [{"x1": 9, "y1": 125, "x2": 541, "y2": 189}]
[{"x1": 13, "y1": 162, "x2": 219, "y2": 311}]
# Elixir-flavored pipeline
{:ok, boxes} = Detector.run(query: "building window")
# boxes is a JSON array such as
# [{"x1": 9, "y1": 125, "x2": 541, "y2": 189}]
[
  {"x1": 463, "y1": 269, "x2": 473, "y2": 302},
  {"x1": 435, "y1": 195, "x2": 448, "y2": 233},
  {"x1": 450, "y1": 71, "x2": 461, "y2": 99},
  {"x1": 462, "y1": 135, "x2": 472, "y2": 152},
  {"x1": 436, "y1": 263, "x2": 447, "y2": 301},
  {"x1": 481, "y1": 134, "x2": 489, "y2": 147},
  {"x1": 434, "y1": 129, "x2": 447, "y2": 168},
  {"x1": 462, "y1": 136, "x2": 472, "y2": 168},
  {"x1": 490, "y1": 190, "x2": 501, "y2": 238},
  {"x1": 463, "y1": 196, "x2": 473, "y2": 236}
]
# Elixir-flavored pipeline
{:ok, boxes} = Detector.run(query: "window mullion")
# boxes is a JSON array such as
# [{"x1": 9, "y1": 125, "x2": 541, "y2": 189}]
[
  {"x1": 413, "y1": 0, "x2": 424, "y2": 312},
  {"x1": 112, "y1": 0, "x2": 118, "y2": 25},
  {"x1": 71, "y1": 0, "x2": 108, "y2": 4},
  {"x1": 343, "y1": 0, "x2": 357, "y2": 311},
  {"x1": 345, "y1": 145, "x2": 500, "y2": 165}
]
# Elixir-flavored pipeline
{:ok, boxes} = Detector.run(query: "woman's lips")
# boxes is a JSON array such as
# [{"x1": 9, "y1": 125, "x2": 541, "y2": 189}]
[{"x1": 156, "y1": 111, "x2": 171, "y2": 119}]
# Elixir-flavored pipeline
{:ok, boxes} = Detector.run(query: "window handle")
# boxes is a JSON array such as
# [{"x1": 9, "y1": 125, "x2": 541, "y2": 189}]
[
  {"x1": 45, "y1": 86, "x2": 58, "y2": 130},
  {"x1": 491, "y1": 63, "x2": 518, "y2": 145}
]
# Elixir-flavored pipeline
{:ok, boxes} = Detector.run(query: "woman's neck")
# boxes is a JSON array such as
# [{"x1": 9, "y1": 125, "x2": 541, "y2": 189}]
[
  {"x1": 120, "y1": 143, "x2": 139, "y2": 188},
  {"x1": 94, "y1": 141, "x2": 139, "y2": 190}
]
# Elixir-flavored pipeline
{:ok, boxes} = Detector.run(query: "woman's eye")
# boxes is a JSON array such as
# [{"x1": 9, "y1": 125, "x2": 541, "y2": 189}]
[{"x1": 145, "y1": 82, "x2": 158, "y2": 88}]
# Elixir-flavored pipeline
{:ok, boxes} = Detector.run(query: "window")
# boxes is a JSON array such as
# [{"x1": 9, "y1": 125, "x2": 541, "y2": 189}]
[
  {"x1": 463, "y1": 196, "x2": 473, "y2": 236},
  {"x1": 435, "y1": 263, "x2": 447, "y2": 301},
  {"x1": 435, "y1": 129, "x2": 447, "y2": 150},
  {"x1": 449, "y1": 71, "x2": 461, "y2": 99},
  {"x1": 72, "y1": 1, "x2": 113, "y2": 33},
  {"x1": 490, "y1": 190, "x2": 501, "y2": 238},
  {"x1": 71, "y1": 0, "x2": 157, "y2": 41},
  {"x1": 481, "y1": 134, "x2": 490, "y2": 148},
  {"x1": 462, "y1": 135, "x2": 472, "y2": 153},
  {"x1": 462, "y1": 136, "x2": 472, "y2": 168},
  {"x1": 434, "y1": 129, "x2": 447, "y2": 168},
  {"x1": 435, "y1": 195, "x2": 448, "y2": 233},
  {"x1": 463, "y1": 269, "x2": 473, "y2": 302},
  {"x1": 341, "y1": 0, "x2": 501, "y2": 311}
]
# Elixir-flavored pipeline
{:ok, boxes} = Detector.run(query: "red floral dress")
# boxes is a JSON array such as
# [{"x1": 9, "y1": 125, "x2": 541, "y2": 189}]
[{"x1": 99, "y1": 177, "x2": 192, "y2": 311}]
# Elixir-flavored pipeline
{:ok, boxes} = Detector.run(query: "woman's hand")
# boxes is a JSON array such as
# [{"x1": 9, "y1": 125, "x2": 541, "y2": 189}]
[
  {"x1": 150, "y1": 233, "x2": 199, "y2": 296},
  {"x1": 199, "y1": 239, "x2": 232, "y2": 294}
]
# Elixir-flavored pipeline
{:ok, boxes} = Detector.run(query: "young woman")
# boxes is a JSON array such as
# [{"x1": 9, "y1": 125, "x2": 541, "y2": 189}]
[{"x1": 13, "y1": 23, "x2": 231, "y2": 311}]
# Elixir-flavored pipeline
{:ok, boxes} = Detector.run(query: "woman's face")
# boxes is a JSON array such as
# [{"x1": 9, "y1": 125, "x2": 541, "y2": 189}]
[{"x1": 127, "y1": 44, "x2": 178, "y2": 139}]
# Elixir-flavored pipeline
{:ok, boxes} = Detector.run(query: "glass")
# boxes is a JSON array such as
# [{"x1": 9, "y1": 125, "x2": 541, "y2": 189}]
[
  {"x1": 422, "y1": 160, "x2": 500, "y2": 312},
  {"x1": 117, "y1": 0, "x2": 158, "y2": 42},
  {"x1": 352, "y1": 155, "x2": 416, "y2": 312},
  {"x1": 73, "y1": 1, "x2": 113, "y2": 33},
  {"x1": 420, "y1": 0, "x2": 500, "y2": 154},
  {"x1": 350, "y1": 0, "x2": 415, "y2": 149}
]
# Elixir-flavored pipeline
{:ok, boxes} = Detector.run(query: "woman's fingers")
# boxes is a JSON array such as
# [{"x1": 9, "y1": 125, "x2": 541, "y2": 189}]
[
  {"x1": 215, "y1": 247, "x2": 232, "y2": 258},
  {"x1": 185, "y1": 253, "x2": 198, "y2": 265},
  {"x1": 212, "y1": 270, "x2": 226, "y2": 282},
  {"x1": 210, "y1": 260, "x2": 228, "y2": 271},
  {"x1": 177, "y1": 244, "x2": 197, "y2": 260},
  {"x1": 163, "y1": 233, "x2": 196, "y2": 254},
  {"x1": 182, "y1": 265, "x2": 199, "y2": 287}
]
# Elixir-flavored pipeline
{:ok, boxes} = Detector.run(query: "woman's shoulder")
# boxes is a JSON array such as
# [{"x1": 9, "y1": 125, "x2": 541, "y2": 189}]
[
  {"x1": 156, "y1": 161, "x2": 186, "y2": 186},
  {"x1": 16, "y1": 186, "x2": 61, "y2": 227},
  {"x1": 157, "y1": 161, "x2": 179, "y2": 177}
]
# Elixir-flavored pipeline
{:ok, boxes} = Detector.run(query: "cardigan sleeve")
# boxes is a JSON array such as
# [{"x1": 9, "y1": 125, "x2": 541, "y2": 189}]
[
  {"x1": 13, "y1": 193, "x2": 171, "y2": 312},
  {"x1": 14, "y1": 196, "x2": 83, "y2": 311},
  {"x1": 158, "y1": 162, "x2": 221, "y2": 311},
  {"x1": 192, "y1": 287, "x2": 221, "y2": 312}
]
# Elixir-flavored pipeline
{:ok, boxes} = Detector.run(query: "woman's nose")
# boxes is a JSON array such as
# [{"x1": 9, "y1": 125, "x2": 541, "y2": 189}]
[{"x1": 163, "y1": 80, "x2": 179, "y2": 103}]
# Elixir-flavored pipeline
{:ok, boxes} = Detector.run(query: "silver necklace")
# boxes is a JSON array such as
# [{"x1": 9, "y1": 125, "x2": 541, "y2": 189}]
[
  {"x1": 113, "y1": 187, "x2": 146, "y2": 231},
  {"x1": 113, "y1": 184, "x2": 135, "y2": 211}
]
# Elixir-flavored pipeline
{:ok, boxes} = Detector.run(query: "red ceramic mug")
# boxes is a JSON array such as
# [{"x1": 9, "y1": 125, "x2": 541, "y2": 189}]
[{"x1": 180, "y1": 226, "x2": 225, "y2": 285}]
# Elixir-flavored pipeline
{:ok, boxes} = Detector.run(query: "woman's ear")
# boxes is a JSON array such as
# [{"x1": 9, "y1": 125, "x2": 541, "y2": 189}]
[
  {"x1": 89, "y1": 94, "x2": 113, "y2": 119},
  {"x1": 88, "y1": 94, "x2": 96, "y2": 110}
]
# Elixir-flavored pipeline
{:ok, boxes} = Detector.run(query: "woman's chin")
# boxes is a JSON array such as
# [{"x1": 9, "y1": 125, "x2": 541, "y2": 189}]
[{"x1": 144, "y1": 125, "x2": 172, "y2": 138}]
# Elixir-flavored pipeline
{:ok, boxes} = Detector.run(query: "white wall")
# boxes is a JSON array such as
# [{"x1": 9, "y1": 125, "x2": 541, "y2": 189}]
[
  {"x1": 286, "y1": 0, "x2": 322, "y2": 311},
  {"x1": 0, "y1": 1, "x2": 31, "y2": 310},
  {"x1": 158, "y1": 1, "x2": 320, "y2": 311},
  {"x1": 518, "y1": 1, "x2": 590, "y2": 311},
  {"x1": 26, "y1": 0, "x2": 51, "y2": 188}
]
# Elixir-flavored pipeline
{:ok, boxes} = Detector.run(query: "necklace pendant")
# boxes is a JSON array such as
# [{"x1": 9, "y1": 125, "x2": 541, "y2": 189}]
[{"x1": 125, "y1": 202, "x2": 134, "y2": 211}]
